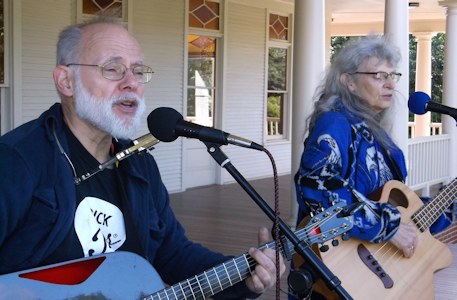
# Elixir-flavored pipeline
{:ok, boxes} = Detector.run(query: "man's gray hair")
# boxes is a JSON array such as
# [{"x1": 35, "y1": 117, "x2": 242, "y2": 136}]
[{"x1": 56, "y1": 16, "x2": 122, "y2": 66}]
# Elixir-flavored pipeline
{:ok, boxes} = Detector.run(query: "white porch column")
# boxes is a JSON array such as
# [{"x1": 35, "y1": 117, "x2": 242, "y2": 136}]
[
  {"x1": 384, "y1": 0, "x2": 410, "y2": 163},
  {"x1": 413, "y1": 32, "x2": 434, "y2": 137},
  {"x1": 439, "y1": 0, "x2": 457, "y2": 179},
  {"x1": 290, "y1": 0, "x2": 326, "y2": 220}
]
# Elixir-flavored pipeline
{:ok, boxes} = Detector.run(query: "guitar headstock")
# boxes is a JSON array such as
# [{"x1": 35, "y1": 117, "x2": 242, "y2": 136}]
[{"x1": 303, "y1": 202, "x2": 356, "y2": 248}]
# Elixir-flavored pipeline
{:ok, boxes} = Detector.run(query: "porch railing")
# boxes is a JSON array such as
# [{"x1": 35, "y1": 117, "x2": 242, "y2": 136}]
[{"x1": 406, "y1": 134, "x2": 451, "y2": 193}]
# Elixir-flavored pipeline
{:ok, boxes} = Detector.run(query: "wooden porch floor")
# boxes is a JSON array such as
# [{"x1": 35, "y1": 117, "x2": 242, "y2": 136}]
[
  {"x1": 170, "y1": 175, "x2": 294, "y2": 299},
  {"x1": 170, "y1": 175, "x2": 457, "y2": 299}
]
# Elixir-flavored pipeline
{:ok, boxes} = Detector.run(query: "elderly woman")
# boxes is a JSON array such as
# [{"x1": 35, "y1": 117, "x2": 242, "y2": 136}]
[{"x1": 290, "y1": 36, "x2": 452, "y2": 299}]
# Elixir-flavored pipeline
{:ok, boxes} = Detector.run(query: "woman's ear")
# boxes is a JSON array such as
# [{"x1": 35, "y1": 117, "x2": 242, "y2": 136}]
[
  {"x1": 340, "y1": 73, "x2": 355, "y2": 92},
  {"x1": 53, "y1": 65, "x2": 74, "y2": 97}
]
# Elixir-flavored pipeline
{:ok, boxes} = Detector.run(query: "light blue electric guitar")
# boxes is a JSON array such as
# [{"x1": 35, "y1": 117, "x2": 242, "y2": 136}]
[{"x1": 0, "y1": 203, "x2": 354, "y2": 300}]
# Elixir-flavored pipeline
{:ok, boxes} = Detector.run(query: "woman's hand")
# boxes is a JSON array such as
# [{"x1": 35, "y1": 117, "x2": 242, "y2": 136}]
[{"x1": 390, "y1": 222, "x2": 418, "y2": 258}]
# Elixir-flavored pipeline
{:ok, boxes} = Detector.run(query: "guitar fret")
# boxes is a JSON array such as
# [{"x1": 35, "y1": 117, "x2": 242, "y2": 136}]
[
  {"x1": 186, "y1": 278, "x2": 196, "y2": 299},
  {"x1": 195, "y1": 274, "x2": 204, "y2": 298},
  {"x1": 171, "y1": 285, "x2": 178, "y2": 299},
  {"x1": 213, "y1": 266, "x2": 223, "y2": 292},
  {"x1": 203, "y1": 270, "x2": 214, "y2": 295},
  {"x1": 178, "y1": 281, "x2": 186, "y2": 300},
  {"x1": 234, "y1": 257, "x2": 243, "y2": 281},
  {"x1": 222, "y1": 263, "x2": 233, "y2": 286}
]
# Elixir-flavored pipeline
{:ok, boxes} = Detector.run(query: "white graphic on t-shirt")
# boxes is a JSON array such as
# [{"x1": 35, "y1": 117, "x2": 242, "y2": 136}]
[{"x1": 75, "y1": 197, "x2": 126, "y2": 257}]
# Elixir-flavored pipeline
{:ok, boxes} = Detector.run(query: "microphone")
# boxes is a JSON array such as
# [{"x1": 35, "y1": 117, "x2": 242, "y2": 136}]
[
  {"x1": 147, "y1": 107, "x2": 264, "y2": 151},
  {"x1": 408, "y1": 91, "x2": 457, "y2": 121}
]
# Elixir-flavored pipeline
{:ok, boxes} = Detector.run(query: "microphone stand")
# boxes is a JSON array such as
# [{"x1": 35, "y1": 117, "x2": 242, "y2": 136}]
[{"x1": 203, "y1": 141, "x2": 352, "y2": 300}]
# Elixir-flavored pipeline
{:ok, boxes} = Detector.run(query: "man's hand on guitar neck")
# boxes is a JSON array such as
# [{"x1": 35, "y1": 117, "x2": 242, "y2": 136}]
[
  {"x1": 390, "y1": 222, "x2": 419, "y2": 258},
  {"x1": 245, "y1": 227, "x2": 286, "y2": 294}
]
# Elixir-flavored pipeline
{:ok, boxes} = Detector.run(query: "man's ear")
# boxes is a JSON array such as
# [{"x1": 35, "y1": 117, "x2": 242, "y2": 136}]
[
  {"x1": 53, "y1": 65, "x2": 74, "y2": 97},
  {"x1": 340, "y1": 73, "x2": 355, "y2": 92}
]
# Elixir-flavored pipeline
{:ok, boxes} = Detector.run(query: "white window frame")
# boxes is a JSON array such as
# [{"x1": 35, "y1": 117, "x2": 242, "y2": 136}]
[
  {"x1": 265, "y1": 11, "x2": 292, "y2": 141},
  {"x1": 185, "y1": 0, "x2": 224, "y2": 128}
]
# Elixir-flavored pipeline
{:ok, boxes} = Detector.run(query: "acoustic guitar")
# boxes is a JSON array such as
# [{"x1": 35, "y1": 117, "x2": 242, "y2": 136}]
[
  {"x1": 294, "y1": 180, "x2": 454, "y2": 300},
  {"x1": 0, "y1": 202, "x2": 354, "y2": 300}
]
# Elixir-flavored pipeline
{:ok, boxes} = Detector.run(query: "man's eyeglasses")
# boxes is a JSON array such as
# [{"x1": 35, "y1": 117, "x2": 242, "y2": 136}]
[
  {"x1": 66, "y1": 62, "x2": 154, "y2": 83},
  {"x1": 350, "y1": 71, "x2": 402, "y2": 83}
]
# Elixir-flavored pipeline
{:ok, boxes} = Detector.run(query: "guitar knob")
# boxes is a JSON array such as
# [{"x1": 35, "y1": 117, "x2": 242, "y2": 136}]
[
  {"x1": 332, "y1": 239, "x2": 339, "y2": 247},
  {"x1": 320, "y1": 244, "x2": 329, "y2": 252},
  {"x1": 342, "y1": 233, "x2": 350, "y2": 241}
]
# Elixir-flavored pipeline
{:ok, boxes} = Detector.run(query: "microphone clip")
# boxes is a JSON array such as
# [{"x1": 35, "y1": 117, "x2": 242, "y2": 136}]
[{"x1": 74, "y1": 134, "x2": 159, "y2": 185}]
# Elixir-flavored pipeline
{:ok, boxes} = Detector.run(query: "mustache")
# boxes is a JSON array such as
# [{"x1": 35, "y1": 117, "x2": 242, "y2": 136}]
[{"x1": 110, "y1": 92, "x2": 144, "y2": 104}]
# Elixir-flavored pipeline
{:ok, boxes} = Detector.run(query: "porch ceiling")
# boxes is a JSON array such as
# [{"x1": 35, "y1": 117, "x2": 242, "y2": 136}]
[
  {"x1": 328, "y1": 0, "x2": 446, "y2": 24},
  {"x1": 279, "y1": 0, "x2": 446, "y2": 24}
]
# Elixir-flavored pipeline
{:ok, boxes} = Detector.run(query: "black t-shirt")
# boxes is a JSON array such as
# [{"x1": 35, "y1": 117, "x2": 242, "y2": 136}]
[{"x1": 42, "y1": 126, "x2": 143, "y2": 265}]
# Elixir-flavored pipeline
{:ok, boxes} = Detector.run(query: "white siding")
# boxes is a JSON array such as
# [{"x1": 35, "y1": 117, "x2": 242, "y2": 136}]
[
  {"x1": 21, "y1": 0, "x2": 72, "y2": 122},
  {"x1": 133, "y1": 0, "x2": 186, "y2": 192},
  {"x1": 222, "y1": 2, "x2": 291, "y2": 183}
]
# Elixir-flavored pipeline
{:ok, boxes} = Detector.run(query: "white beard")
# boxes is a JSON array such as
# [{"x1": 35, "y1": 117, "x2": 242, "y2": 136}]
[{"x1": 73, "y1": 74, "x2": 146, "y2": 139}]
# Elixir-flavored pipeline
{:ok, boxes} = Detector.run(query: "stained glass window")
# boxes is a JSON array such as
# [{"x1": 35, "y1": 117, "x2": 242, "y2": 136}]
[
  {"x1": 269, "y1": 13, "x2": 288, "y2": 41},
  {"x1": 189, "y1": 0, "x2": 220, "y2": 30}
]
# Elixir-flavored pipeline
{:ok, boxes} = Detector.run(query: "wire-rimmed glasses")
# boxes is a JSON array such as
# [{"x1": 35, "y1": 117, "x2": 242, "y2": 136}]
[
  {"x1": 66, "y1": 62, "x2": 154, "y2": 83},
  {"x1": 350, "y1": 71, "x2": 402, "y2": 83}
]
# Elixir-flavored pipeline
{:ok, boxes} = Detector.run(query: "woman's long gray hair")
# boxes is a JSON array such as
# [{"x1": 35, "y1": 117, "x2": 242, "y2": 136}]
[{"x1": 308, "y1": 35, "x2": 401, "y2": 149}]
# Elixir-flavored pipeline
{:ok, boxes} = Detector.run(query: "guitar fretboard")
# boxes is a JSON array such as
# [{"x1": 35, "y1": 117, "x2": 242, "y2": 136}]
[
  {"x1": 412, "y1": 178, "x2": 457, "y2": 231},
  {"x1": 144, "y1": 204, "x2": 352, "y2": 300}
]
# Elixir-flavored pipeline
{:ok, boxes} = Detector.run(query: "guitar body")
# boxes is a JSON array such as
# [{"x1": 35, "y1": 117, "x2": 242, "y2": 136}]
[
  {"x1": 295, "y1": 181, "x2": 453, "y2": 300},
  {"x1": 0, "y1": 203, "x2": 354, "y2": 300},
  {"x1": 0, "y1": 251, "x2": 164, "y2": 300}
]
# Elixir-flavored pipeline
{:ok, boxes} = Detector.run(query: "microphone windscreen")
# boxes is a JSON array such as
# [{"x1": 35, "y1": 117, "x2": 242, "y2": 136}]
[
  {"x1": 147, "y1": 107, "x2": 183, "y2": 142},
  {"x1": 408, "y1": 91, "x2": 431, "y2": 115}
]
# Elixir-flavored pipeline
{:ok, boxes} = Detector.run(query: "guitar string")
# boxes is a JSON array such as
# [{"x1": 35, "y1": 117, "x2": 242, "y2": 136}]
[
  {"x1": 367, "y1": 180, "x2": 457, "y2": 268},
  {"x1": 148, "y1": 215, "x2": 343, "y2": 300},
  {"x1": 151, "y1": 227, "x2": 320, "y2": 300}
]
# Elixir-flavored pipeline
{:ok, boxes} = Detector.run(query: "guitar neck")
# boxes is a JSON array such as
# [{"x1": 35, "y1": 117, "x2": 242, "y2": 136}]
[
  {"x1": 412, "y1": 178, "x2": 457, "y2": 231},
  {"x1": 144, "y1": 203, "x2": 353, "y2": 300},
  {"x1": 145, "y1": 240, "x2": 279, "y2": 300}
]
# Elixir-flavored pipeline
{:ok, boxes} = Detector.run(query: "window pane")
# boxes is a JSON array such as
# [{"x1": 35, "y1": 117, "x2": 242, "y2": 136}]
[
  {"x1": 188, "y1": 58, "x2": 214, "y2": 87},
  {"x1": 187, "y1": 88, "x2": 214, "y2": 127},
  {"x1": 187, "y1": 35, "x2": 216, "y2": 127},
  {"x1": 269, "y1": 13, "x2": 288, "y2": 41},
  {"x1": 267, "y1": 93, "x2": 284, "y2": 135},
  {"x1": 189, "y1": 0, "x2": 220, "y2": 30},
  {"x1": 83, "y1": 0, "x2": 123, "y2": 18},
  {"x1": 268, "y1": 48, "x2": 287, "y2": 91}
]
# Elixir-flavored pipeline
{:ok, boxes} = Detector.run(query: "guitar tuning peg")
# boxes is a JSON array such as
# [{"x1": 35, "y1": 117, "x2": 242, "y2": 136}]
[
  {"x1": 319, "y1": 244, "x2": 329, "y2": 252},
  {"x1": 331, "y1": 239, "x2": 339, "y2": 247},
  {"x1": 342, "y1": 233, "x2": 350, "y2": 241}
]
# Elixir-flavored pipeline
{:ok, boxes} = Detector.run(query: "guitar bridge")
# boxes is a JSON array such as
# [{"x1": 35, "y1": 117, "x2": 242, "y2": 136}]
[{"x1": 357, "y1": 244, "x2": 394, "y2": 288}]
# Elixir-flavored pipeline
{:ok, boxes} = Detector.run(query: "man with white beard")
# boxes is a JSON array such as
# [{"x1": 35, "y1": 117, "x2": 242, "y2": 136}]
[{"x1": 0, "y1": 17, "x2": 284, "y2": 299}]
